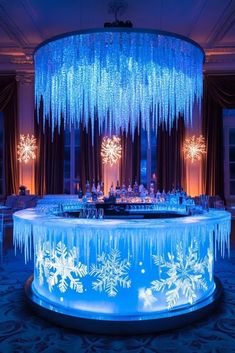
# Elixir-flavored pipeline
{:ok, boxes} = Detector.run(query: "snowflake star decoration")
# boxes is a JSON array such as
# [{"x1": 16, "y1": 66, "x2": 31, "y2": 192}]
[
  {"x1": 183, "y1": 135, "x2": 206, "y2": 163},
  {"x1": 150, "y1": 239, "x2": 211, "y2": 309},
  {"x1": 17, "y1": 134, "x2": 37, "y2": 163},
  {"x1": 35, "y1": 241, "x2": 87, "y2": 293},
  {"x1": 90, "y1": 248, "x2": 131, "y2": 297},
  {"x1": 101, "y1": 135, "x2": 122, "y2": 166}
]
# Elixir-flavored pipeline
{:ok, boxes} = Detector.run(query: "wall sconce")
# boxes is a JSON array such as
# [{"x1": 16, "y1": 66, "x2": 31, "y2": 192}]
[
  {"x1": 183, "y1": 135, "x2": 206, "y2": 163},
  {"x1": 17, "y1": 134, "x2": 37, "y2": 163}
]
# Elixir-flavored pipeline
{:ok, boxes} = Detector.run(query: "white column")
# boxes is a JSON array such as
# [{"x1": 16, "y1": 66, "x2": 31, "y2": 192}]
[{"x1": 16, "y1": 73, "x2": 35, "y2": 195}]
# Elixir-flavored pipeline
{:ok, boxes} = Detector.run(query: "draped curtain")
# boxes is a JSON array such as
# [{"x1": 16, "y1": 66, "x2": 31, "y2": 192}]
[
  {"x1": 157, "y1": 117, "x2": 185, "y2": 191},
  {"x1": 202, "y1": 74, "x2": 235, "y2": 198},
  {"x1": 35, "y1": 100, "x2": 64, "y2": 195},
  {"x1": 120, "y1": 129, "x2": 141, "y2": 186},
  {"x1": 0, "y1": 76, "x2": 19, "y2": 195},
  {"x1": 79, "y1": 119, "x2": 102, "y2": 194}
]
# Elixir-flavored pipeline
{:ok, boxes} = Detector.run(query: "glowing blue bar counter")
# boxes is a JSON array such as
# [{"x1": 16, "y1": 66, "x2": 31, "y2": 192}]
[{"x1": 13, "y1": 209, "x2": 231, "y2": 333}]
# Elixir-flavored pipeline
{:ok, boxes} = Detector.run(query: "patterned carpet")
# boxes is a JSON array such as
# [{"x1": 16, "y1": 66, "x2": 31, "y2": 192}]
[{"x1": 0, "y1": 227, "x2": 235, "y2": 353}]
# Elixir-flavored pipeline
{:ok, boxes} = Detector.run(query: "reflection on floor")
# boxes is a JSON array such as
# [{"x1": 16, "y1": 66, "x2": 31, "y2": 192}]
[{"x1": 0, "y1": 224, "x2": 235, "y2": 353}]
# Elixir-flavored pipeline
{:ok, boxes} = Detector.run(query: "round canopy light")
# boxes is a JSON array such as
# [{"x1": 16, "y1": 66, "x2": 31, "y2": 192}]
[{"x1": 34, "y1": 29, "x2": 204, "y2": 141}]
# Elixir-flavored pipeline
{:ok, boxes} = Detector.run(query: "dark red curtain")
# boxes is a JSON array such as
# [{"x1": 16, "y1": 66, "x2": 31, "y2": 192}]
[
  {"x1": 35, "y1": 100, "x2": 64, "y2": 195},
  {"x1": 120, "y1": 129, "x2": 141, "y2": 186},
  {"x1": 202, "y1": 74, "x2": 235, "y2": 198},
  {"x1": 0, "y1": 76, "x2": 19, "y2": 195},
  {"x1": 79, "y1": 119, "x2": 102, "y2": 194},
  {"x1": 157, "y1": 117, "x2": 185, "y2": 191}
]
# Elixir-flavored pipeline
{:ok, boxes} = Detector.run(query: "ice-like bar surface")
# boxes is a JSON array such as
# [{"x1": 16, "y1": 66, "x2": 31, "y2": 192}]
[{"x1": 13, "y1": 209, "x2": 231, "y2": 318}]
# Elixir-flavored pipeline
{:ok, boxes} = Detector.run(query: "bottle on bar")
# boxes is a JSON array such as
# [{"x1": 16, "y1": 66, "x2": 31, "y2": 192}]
[
  {"x1": 97, "y1": 181, "x2": 101, "y2": 198},
  {"x1": 85, "y1": 180, "x2": 91, "y2": 198},
  {"x1": 133, "y1": 179, "x2": 139, "y2": 197},
  {"x1": 91, "y1": 179, "x2": 97, "y2": 202},
  {"x1": 149, "y1": 182, "x2": 155, "y2": 199},
  {"x1": 77, "y1": 181, "x2": 83, "y2": 199},
  {"x1": 127, "y1": 182, "x2": 133, "y2": 198},
  {"x1": 121, "y1": 182, "x2": 127, "y2": 200},
  {"x1": 116, "y1": 180, "x2": 121, "y2": 198},
  {"x1": 99, "y1": 181, "x2": 104, "y2": 197},
  {"x1": 109, "y1": 182, "x2": 115, "y2": 196}
]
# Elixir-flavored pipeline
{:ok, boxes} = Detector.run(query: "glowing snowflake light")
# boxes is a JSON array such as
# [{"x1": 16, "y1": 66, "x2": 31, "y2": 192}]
[
  {"x1": 17, "y1": 134, "x2": 37, "y2": 163},
  {"x1": 183, "y1": 135, "x2": 206, "y2": 163},
  {"x1": 101, "y1": 135, "x2": 122, "y2": 166}
]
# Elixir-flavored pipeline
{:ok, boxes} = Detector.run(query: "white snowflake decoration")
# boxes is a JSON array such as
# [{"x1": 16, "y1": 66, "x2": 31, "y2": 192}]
[
  {"x1": 101, "y1": 135, "x2": 122, "y2": 166},
  {"x1": 150, "y1": 239, "x2": 211, "y2": 309},
  {"x1": 183, "y1": 135, "x2": 206, "y2": 163},
  {"x1": 90, "y1": 249, "x2": 131, "y2": 297},
  {"x1": 35, "y1": 241, "x2": 87, "y2": 293},
  {"x1": 17, "y1": 134, "x2": 37, "y2": 163}
]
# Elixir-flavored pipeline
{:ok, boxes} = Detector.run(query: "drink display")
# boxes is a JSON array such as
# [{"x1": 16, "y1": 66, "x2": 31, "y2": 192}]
[{"x1": 36, "y1": 181, "x2": 202, "y2": 220}]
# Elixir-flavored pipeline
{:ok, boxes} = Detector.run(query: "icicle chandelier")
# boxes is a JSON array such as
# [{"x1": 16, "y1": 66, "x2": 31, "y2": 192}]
[{"x1": 34, "y1": 29, "x2": 204, "y2": 141}]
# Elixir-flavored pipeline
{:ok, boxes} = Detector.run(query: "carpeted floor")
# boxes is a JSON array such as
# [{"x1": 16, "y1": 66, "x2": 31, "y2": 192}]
[{"x1": 0, "y1": 225, "x2": 235, "y2": 353}]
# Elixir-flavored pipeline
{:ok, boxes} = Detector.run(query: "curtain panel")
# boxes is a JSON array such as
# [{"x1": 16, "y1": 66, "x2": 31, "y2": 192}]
[
  {"x1": 35, "y1": 100, "x2": 64, "y2": 195},
  {"x1": 202, "y1": 74, "x2": 235, "y2": 198},
  {"x1": 0, "y1": 76, "x2": 19, "y2": 195},
  {"x1": 157, "y1": 117, "x2": 185, "y2": 192},
  {"x1": 79, "y1": 119, "x2": 102, "y2": 194},
  {"x1": 120, "y1": 129, "x2": 141, "y2": 187}
]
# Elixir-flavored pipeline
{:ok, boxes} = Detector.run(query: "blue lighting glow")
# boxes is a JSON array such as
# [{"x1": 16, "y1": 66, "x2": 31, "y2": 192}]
[
  {"x1": 14, "y1": 209, "x2": 230, "y2": 319},
  {"x1": 35, "y1": 29, "x2": 204, "y2": 140}
]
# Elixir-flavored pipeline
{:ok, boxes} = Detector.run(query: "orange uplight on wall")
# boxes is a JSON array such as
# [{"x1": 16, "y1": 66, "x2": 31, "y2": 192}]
[
  {"x1": 17, "y1": 134, "x2": 37, "y2": 163},
  {"x1": 183, "y1": 135, "x2": 206, "y2": 163}
]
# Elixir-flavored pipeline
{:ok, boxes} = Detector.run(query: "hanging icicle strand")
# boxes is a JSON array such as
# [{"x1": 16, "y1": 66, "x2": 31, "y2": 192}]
[{"x1": 34, "y1": 29, "x2": 204, "y2": 141}]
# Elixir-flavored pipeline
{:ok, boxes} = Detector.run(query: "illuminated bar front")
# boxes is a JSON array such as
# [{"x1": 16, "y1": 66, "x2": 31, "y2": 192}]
[{"x1": 14, "y1": 208, "x2": 230, "y2": 334}]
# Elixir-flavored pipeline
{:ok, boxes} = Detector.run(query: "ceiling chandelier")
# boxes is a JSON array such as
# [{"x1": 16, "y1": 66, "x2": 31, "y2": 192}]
[{"x1": 35, "y1": 29, "x2": 204, "y2": 142}]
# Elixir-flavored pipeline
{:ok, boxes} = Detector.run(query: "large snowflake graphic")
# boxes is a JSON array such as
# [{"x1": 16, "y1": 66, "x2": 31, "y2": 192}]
[
  {"x1": 90, "y1": 249, "x2": 131, "y2": 297},
  {"x1": 150, "y1": 239, "x2": 211, "y2": 309},
  {"x1": 35, "y1": 241, "x2": 87, "y2": 293}
]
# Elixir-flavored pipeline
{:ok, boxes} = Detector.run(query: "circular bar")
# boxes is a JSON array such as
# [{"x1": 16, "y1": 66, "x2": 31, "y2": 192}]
[{"x1": 13, "y1": 209, "x2": 230, "y2": 334}]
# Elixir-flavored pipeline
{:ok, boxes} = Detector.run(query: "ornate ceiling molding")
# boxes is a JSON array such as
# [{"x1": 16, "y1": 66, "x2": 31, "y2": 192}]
[
  {"x1": 206, "y1": 3, "x2": 235, "y2": 47},
  {"x1": 0, "y1": 4, "x2": 29, "y2": 47}
]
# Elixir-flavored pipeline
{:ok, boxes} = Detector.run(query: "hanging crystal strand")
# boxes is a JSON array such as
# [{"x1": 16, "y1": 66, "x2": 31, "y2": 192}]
[{"x1": 35, "y1": 31, "x2": 204, "y2": 142}]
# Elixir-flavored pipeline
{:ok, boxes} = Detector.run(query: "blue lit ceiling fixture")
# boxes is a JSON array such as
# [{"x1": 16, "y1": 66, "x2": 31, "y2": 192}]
[{"x1": 34, "y1": 29, "x2": 204, "y2": 142}]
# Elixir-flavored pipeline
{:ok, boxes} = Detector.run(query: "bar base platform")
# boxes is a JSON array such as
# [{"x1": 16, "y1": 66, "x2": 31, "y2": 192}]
[{"x1": 25, "y1": 275, "x2": 222, "y2": 335}]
